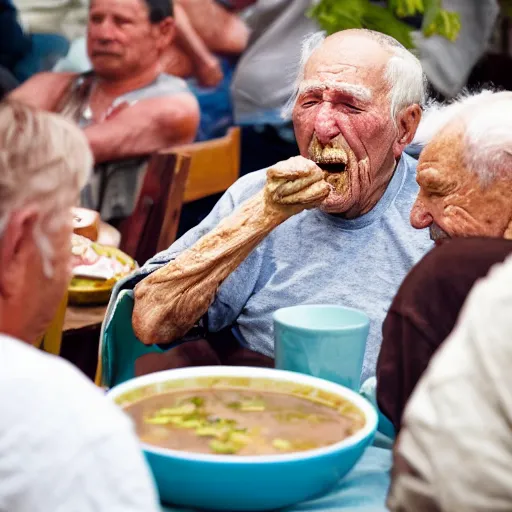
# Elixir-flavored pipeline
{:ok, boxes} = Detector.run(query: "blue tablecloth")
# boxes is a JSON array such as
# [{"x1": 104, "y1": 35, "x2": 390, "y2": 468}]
[{"x1": 161, "y1": 445, "x2": 391, "y2": 512}]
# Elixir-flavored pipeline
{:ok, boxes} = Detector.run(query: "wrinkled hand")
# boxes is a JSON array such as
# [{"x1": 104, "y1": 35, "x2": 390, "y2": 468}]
[{"x1": 265, "y1": 156, "x2": 330, "y2": 215}]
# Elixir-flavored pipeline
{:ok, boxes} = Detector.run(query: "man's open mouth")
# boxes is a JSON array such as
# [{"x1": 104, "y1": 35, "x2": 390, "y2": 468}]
[
  {"x1": 317, "y1": 161, "x2": 350, "y2": 195},
  {"x1": 317, "y1": 162, "x2": 347, "y2": 174},
  {"x1": 308, "y1": 134, "x2": 353, "y2": 198}
]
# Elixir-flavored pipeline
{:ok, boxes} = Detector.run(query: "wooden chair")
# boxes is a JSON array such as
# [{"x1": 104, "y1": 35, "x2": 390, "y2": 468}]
[
  {"x1": 173, "y1": 126, "x2": 241, "y2": 203},
  {"x1": 94, "y1": 129, "x2": 241, "y2": 385},
  {"x1": 35, "y1": 291, "x2": 68, "y2": 356},
  {"x1": 119, "y1": 152, "x2": 191, "y2": 265}
]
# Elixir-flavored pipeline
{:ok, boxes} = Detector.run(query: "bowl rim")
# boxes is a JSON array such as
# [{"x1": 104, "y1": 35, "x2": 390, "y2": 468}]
[
  {"x1": 273, "y1": 304, "x2": 370, "y2": 332},
  {"x1": 107, "y1": 366, "x2": 378, "y2": 464}
]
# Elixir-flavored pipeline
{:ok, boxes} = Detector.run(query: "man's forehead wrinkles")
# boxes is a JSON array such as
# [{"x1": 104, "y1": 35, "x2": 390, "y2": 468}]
[
  {"x1": 298, "y1": 79, "x2": 372, "y2": 102},
  {"x1": 316, "y1": 64, "x2": 358, "y2": 74}
]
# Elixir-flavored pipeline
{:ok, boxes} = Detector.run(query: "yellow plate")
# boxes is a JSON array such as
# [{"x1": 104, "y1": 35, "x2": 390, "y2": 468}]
[{"x1": 68, "y1": 246, "x2": 137, "y2": 306}]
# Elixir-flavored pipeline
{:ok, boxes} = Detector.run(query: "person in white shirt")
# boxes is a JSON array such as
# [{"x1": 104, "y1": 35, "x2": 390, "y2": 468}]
[
  {"x1": 388, "y1": 252, "x2": 512, "y2": 511},
  {"x1": 0, "y1": 99, "x2": 161, "y2": 512}
]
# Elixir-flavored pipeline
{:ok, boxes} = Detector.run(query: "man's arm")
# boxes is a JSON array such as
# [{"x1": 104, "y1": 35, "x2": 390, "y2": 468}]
[
  {"x1": 9, "y1": 72, "x2": 75, "y2": 111},
  {"x1": 85, "y1": 93, "x2": 199, "y2": 164},
  {"x1": 132, "y1": 156, "x2": 330, "y2": 344},
  {"x1": 174, "y1": 3, "x2": 223, "y2": 87},
  {"x1": 178, "y1": 0, "x2": 250, "y2": 55}
]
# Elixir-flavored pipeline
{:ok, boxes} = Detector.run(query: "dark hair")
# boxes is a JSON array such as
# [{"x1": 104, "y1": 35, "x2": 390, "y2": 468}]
[{"x1": 143, "y1": 0, "x2": 173, "y2": 23}]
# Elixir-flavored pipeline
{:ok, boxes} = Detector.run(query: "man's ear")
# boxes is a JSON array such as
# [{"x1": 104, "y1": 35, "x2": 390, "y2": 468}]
[
  {"x1": 393, "y1": 104, "x2": 422, "y2": 158},
  {"x1": 156, "y1": 17, "x2": 175, "y2": 51},
  {"x1": 0, "y1": 206, "x2": 40, "y2": 297}
]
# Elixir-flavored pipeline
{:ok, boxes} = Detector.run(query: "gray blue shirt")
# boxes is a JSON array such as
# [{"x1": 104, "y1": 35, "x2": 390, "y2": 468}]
[{"x1": 113, "y1": 153, "x2": 432, "y2": 382}]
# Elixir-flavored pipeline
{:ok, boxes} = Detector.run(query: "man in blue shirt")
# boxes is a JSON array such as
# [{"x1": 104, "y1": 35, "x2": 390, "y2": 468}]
[{"x1": 114, "y1": 29, "x2": 432, "y2": 382}]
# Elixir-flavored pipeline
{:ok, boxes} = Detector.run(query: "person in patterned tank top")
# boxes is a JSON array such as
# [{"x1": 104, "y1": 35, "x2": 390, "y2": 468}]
[{"x1": 9, "y1": 0, "x2": 199, "y2": 220}]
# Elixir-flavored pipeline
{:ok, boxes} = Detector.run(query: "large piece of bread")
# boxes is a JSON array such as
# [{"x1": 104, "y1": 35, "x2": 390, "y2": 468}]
[{"x1": 72, "y1": 207, "x2": 100, "y2": 241}]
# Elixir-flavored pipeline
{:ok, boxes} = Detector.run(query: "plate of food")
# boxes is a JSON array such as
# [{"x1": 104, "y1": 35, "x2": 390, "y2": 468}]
[
  {"x1": 69, "y1": 234, "x2": 137, "y2": 305},
  {"x1": 73, "y1": 206, "x2": 121, "y2": 248}
]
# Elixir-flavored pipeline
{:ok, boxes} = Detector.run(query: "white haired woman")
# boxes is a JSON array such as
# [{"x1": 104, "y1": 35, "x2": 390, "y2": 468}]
[{"x1": 0, "y1": 100, "x2": 160, "y2": 512}]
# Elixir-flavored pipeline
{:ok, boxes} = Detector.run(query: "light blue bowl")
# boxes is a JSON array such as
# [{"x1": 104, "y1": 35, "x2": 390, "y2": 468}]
[{"x1": 108, "y1": 366, "x2": 378, "y2": 511}]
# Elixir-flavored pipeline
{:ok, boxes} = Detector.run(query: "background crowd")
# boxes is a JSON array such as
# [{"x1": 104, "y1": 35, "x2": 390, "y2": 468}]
[{"x1": 1, "y1": 1, "x2": 512, "y2": 512}]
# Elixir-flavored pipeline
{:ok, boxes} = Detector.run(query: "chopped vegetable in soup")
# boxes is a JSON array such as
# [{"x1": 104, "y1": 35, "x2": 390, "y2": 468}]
[{"x1": 123, "y1": 388, "x2": 365, "y2": 456}]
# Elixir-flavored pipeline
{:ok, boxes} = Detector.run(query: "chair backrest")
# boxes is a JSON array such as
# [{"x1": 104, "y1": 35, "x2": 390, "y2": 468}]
[
  {"x1": 96, "y1": 289, "x2": 168, "y2": 388},
  {"x1": 119, "y1": 152, "x2": 191, "y2": 265},
  {"x1": 35, "y1": 291, "x2": 68, "y2": 356},
  {"x1": 172, "y1": 126, "x2": 241, "y2": 203}
]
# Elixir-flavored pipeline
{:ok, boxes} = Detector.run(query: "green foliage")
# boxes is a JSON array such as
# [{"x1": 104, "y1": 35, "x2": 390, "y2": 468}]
[
  {"x1": 500, "y1": 0, "x2": 512, "y2": 19},
  {"x1": 308, "y1": 0, "x2": 461, "y2": 49}
]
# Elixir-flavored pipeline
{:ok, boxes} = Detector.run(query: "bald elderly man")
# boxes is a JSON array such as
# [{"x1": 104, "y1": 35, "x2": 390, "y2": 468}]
[
  {"x1": 105, "y1": 29, "x2": 432, "y2": 385},
  {"x1": 376, "y1": 90, "x2": 512, "y2": 432},
  {"x1": 10, "y1": 0, "x2": 199, "y2": 221}
]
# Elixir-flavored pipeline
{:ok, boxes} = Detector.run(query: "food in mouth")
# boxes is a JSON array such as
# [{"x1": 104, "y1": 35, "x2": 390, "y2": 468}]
[
  {"x1": 317, "y1": 162, "x2": 347, "y2": 173},
  {"x1": 317, "y1": 162, "x2": 349, "y2": 195},
  {"x1": 308, "y1": 135, "x2": 352, "y2": 196}
]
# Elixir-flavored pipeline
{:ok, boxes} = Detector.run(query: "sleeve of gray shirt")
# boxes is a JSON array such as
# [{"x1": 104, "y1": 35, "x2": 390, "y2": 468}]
[{"x1": 107, "y1": 170, "x2": 268, "y2": 332}]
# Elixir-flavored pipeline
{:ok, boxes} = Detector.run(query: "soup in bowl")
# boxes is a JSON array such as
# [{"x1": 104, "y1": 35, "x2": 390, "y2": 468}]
[{"x1": 108, "y1": 366, "x2": 377, "y2": 511}]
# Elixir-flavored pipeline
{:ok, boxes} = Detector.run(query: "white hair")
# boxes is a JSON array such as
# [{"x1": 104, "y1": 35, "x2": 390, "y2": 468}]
[
  {"x1": 0, "y1": 100, "x2": 92, "y2": 276},
  {"x1": 298, "y1": 80, "x2": 372, "y2": 103},
  {"x1": 282, "y1": 29, "x2": 427, "y2": 123},
  {"x1": 412, "y1": 89, "x2": 512, "y2": 184}
]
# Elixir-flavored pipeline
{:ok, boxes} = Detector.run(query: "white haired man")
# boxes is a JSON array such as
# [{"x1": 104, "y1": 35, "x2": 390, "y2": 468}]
[
  {"x1": 0, "y1": 100, "x2": 160, "y2": 511},
  {"x1": 410, "y1": 89, "x2": 512, "y2": 241},
  {"x1": 107, "y1": 29, "x2": 432, "y2": 383},
  {"x1": 376, "y1": 90, "x2": 512, "y2": 431}
]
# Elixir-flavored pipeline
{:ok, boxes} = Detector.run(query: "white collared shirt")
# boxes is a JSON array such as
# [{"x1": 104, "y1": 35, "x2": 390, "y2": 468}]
[
  {"x1": 394, "y1": 254, "x2": 512, "y2": 511},
  {"x1": 0, "y1": 335, "x2": 160, "y2": 512}
]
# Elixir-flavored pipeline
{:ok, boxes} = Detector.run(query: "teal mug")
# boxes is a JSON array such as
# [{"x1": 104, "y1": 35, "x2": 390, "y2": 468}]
[{"x1": 273, "y1": 305, "x2": 370, "y2": 391}]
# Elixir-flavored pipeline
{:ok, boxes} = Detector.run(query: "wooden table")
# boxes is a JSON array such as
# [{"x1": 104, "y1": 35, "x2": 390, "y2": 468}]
[
  {"x1": 64, "y1": 304, "x2": 108, "y2": 332},
  {"x1": 61, "y1": 221, "x2": 121, "y2": 379},
  {"x1": 65, "y1": 218, "x2": 120, "y2": 333}
]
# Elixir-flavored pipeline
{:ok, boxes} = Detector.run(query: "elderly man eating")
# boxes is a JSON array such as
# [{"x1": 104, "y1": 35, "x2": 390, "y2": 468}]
[
  {"x1": 376, "y1": 90, "x2": 512, "y2": 432},
  {"x1": 10, "y1": 0, "x2": 199, "y2": 221},
  {"x1": 0, "y1": 100, "x2": 161, "y2": 511},
  {"x1": 107, "y1": 29, "x2": 431, "y2": 384}
]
